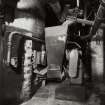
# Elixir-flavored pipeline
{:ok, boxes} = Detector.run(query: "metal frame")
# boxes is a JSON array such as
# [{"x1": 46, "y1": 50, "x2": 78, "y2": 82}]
[{"x1": 6, "y1": 25, "x2": 45, "y2": 66}]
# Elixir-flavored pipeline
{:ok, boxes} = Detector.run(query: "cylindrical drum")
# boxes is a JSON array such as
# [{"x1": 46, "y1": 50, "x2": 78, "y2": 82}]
[{"x1": 10, "y1": 0, "x2": 46, "y2": 39}]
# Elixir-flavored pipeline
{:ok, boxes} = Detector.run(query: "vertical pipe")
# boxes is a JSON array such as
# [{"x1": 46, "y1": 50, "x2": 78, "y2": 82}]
[
  {"x1": 77, "y1": 0, "x2": 79, "y2": 7},
  {"x1": 84, "y1": 1, "x2": 87, "y2": 19},
  {"x1": 103, "y1": 28, "x2": 105, "y2": 82},
  {"x1": 0, "y1": 0, "x2": 5, "y2": 104}
]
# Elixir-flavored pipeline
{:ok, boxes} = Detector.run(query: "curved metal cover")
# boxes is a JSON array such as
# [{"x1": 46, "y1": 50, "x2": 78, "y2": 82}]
[
  {"x1": 45, "y1": 25, "x2": 67, "y2": 66},
  {"x1": 45, "y1": 20, "x2": 74, "y2": 66}
]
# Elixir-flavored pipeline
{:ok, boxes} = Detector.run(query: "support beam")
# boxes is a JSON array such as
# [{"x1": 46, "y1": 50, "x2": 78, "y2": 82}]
[{"x1": 67, "y1": 17, "x2": 105, "y2": 28}]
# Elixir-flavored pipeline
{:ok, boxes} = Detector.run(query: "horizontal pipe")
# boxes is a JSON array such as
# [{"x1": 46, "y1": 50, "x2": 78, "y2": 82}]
[
  {"x1": 6, "y1": 25, "x2": 45, "y2": 44},
  {"x1": 67, "y1": 17, "x2": 105, "y2": 28}
]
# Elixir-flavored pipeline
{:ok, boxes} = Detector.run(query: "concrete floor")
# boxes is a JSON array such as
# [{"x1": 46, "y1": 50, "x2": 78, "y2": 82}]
[
  {"x1": 20, "y1": 82, "x2": 105, "y2": 105},
  {"x1": 21, "y1": 41, "x2": 105, "y2": 105}
]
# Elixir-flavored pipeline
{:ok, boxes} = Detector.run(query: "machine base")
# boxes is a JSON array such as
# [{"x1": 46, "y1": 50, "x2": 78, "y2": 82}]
[{"x1": 55, "y1": 80, "x2": 86, "y2": 102}]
